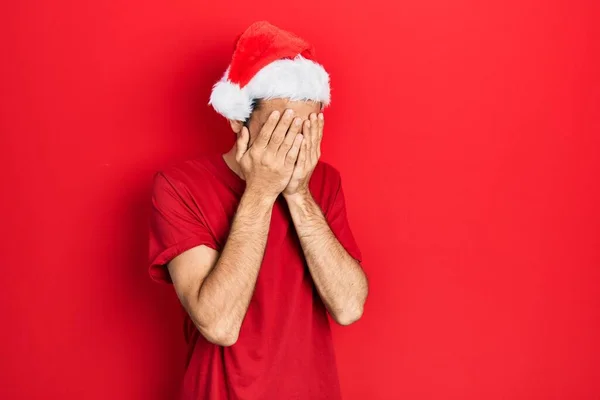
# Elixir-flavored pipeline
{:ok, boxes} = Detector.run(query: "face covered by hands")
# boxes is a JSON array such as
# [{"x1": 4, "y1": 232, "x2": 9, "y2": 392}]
[{"x1": 230, "y1": 98, "x2": 323, "y2": 200}]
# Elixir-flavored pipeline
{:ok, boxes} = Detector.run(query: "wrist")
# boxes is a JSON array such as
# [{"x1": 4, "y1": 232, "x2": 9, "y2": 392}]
[
  {"x1": 283, "y1": 189, "x2": 312, "y2": 206},
  {"x1": 242, "y1": 185, "x2": 278, "y2": 207}
]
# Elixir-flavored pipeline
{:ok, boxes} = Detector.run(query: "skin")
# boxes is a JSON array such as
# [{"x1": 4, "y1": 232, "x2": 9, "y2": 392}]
[{"x1": 167, "y1": 98, "x2": 369, "y2": 346}]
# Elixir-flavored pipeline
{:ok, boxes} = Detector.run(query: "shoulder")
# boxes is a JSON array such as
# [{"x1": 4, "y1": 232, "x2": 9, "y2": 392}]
[
  {"x1": 152, "y1": 155, "x2": 217, "y2": 199},
  {"x1": 313, "y1": 160, "x2": 342, "y2": 188},
  {"x1": 153, "y1": 155, "x2": 215, "y2": 186},
  {"x1": 156, "y1": 155, "x2": 214, "y2": 182},
  {"x1": 310, "y1": 161, "x2": 343, "y2": 214}
]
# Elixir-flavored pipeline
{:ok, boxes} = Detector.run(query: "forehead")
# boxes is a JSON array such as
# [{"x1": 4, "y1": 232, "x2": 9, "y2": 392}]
[{"x1": 255, "y1": 98, "x2": 322, "y2": 120}]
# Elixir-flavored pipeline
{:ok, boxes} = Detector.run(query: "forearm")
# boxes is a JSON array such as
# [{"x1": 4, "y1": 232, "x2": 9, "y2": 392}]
[
  {"x1": 196, "y1": 189, "x2": 274, "y2": 341},
  {"x1": 285, "y1": 192, "x2": 368, "y2": 325}
]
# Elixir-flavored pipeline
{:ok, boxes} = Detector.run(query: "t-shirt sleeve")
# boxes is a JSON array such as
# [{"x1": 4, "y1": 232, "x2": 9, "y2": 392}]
[
  {"x1": 148, "y1": 171, "x2": 217, "y2": 283},
  {"x1": 325, "y1": 173, "x2": 363, "y2": 264}
]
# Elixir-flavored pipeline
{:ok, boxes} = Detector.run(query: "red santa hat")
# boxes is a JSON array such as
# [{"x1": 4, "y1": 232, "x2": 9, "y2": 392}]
[{"x1": 209, "y1": 21, "x2": 331, "y2": 121}]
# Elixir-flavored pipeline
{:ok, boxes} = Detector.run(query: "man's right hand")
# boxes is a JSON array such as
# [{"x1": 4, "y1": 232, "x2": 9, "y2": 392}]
[{"x1": 236, "y1": 109, "x2": 304, "y2": 199}]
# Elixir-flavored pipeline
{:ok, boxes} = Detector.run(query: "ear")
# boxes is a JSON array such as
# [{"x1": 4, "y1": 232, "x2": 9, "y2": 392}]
[{"x1": 229, "y1": 119, "x2": 244, "y2": 135}]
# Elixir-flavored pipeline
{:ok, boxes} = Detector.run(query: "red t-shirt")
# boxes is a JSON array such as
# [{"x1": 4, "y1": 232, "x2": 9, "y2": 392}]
[{"x1": 148, "y1": 153, "x2": 362, "y2": 400}]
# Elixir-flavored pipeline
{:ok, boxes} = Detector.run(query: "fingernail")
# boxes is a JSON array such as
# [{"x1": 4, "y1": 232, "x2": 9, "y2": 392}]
[
  {"x1": 271, "y1": 111, "x2": 280, "y2": 119},
  {"x1": 285, "y1": 109, "x2": 294, "y2": 116},
  {"x1": 318, "y1": 113, "x2": 324, "y2": 120},
  {"x1": 294, "y1": 118, "x2": 301, "y2": 126}
]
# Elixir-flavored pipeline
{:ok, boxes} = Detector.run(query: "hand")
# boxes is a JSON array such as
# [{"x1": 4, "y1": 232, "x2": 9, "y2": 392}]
[
  {"x1": 236, "y1": 109, "x2": 305, "y2": 200},
  {"x1": 283, "y1": 112, "x2": 323, "y2": 198}
]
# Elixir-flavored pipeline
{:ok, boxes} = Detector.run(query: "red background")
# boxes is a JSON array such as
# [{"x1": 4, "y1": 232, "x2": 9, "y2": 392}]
[{"x1": 1, "y1": 1, "x2": 599, "y2": 399}]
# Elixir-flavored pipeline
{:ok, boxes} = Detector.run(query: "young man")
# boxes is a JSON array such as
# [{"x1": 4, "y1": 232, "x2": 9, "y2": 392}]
[{"x1": 149, "y1": 21, "x2": 368, "y2": 400}]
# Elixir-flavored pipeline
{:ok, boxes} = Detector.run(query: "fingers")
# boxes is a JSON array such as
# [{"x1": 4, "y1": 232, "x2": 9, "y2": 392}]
[
  {"x1": 248, "y1": 109, "x2": 322, "y2": 163},
  {"x1": 309, "y1": 113, "x2": 319, "y2": 151},
  {"x1": 293, "y1": 135, "x2": 308, "y2": 168},
  {"x1": 285, "y1": 133, "x2": 304, "y2": 167},
  {"x1": 253, "y1": 110, "x2": 281, "y2": 149},
  {"x1": 267, "y1": 109, "x2": 295, "y2": 153},
  {"x1": 317, "y1": 112, "x2": 324, "y2": 143},
  {"x1": 235, "y1": 126, "x2": 250, "y2": 163},
  {"x1": 306, "y1": 112, "x2": 323, "y2": 160},
  {"x1": 278, "y1": 117, "x2": 303, "y2": 159},
  {"x1": 302, "y1": 118, "x2": 311, "y2": 145},
  {"x1": 316, "y1": 112, "x2": 324, "y2": 158}
]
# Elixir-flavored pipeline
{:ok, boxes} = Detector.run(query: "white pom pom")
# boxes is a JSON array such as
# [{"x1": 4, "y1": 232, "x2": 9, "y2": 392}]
[{"x1": 208, "y1": 80, "x2": 253, "y2": 121}]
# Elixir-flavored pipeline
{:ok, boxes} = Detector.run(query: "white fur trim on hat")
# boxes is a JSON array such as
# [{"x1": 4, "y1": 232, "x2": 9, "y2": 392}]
[{"x1": 209, "y1": 55, "x2": 330, "y2": 121}]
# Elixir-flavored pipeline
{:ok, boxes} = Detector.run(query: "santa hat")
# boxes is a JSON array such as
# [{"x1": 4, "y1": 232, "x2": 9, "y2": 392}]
[{"x1": 209, "y1": 21, "x2": 331, "y2": 121}]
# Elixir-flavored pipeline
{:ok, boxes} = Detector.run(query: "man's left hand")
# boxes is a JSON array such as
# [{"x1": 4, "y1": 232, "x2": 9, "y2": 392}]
[{"x1": 283, "y1": 112, "x2": 323, "y2": 198}]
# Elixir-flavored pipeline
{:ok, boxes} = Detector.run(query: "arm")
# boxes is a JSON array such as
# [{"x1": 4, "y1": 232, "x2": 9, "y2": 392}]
[
  {"x1": 285, "y1": 192, "x2": 368, "y2": 325},
  {"x1": 283, "y1": 112, "x2": 368, "y2": 325},
  {"x1": 166, "y1": 109, "x2": 304, "y2": 346},
  {"x1": 168, "y1": 190, "x2": 274, "y2": 346}
]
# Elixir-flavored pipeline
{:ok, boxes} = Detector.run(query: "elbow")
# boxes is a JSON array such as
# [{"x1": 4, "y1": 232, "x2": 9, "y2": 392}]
[
  {"x1": 204, "y1": 327, "x2": 239, "y2": 347},
  {"x1": 333, "y1": 304, "x2": 364, "y2": 326},
  {"x1": 333, "y1": 268, "x2": 369, "y2": 326},
  {"x1": 192, "y1": 312, "x2": 240, "y2": 347},
  {"x1": 332, "y1": 285, "x2": 368, "y2": 326}
]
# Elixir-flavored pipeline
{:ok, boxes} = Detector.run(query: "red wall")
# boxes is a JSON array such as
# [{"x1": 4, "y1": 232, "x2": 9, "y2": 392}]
[{"x1": 1, "y1": 1, "x2": 599, "y2": 399}]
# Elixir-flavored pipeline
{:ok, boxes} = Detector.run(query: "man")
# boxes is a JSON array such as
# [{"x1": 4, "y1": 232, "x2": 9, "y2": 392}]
[{"x1": 149, "y1": 21, "x2": 368, "y2": 400}]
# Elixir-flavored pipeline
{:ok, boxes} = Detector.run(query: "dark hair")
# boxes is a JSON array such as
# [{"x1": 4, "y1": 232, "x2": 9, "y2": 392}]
[{"x1": 243, "y1": 99, "x2": 262, "y2": 127}]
